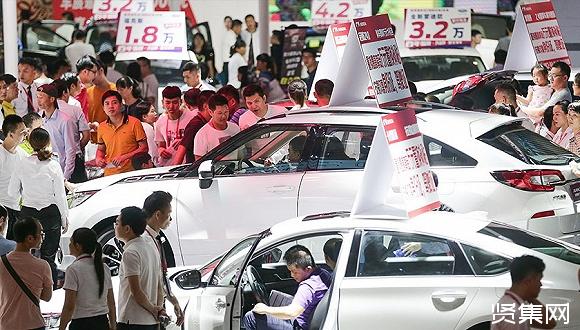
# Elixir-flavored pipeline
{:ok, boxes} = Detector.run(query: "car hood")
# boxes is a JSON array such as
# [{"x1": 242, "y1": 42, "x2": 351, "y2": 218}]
[{"x1": 73, "y1": 165, "x2": 187, "y2": 192}]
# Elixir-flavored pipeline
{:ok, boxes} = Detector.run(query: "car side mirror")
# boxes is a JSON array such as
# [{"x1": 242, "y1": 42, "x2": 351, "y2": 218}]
[
  {"x1": 199, "y1": 160, "x2": 214, "y2": 189},
  {"x1": 175, "y1": 269, "x2": 202, "y2": 290}
]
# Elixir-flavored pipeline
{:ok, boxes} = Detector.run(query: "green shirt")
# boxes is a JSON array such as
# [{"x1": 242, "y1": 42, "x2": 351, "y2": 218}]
[{"x1": 19, "y1": 140, "x2": 33, "y2": 155}]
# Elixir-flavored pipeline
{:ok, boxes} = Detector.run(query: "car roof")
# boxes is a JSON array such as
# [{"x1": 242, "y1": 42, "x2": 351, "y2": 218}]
[
  {"x1": 399, "y1": 47, "x2": 483, "y2": 58},
  {"x1": 267, "y1": 211, "x2": 492, "y2": 243},
  {"x1": 262, "y1": 100, "x2": 518, "y2": 138}
]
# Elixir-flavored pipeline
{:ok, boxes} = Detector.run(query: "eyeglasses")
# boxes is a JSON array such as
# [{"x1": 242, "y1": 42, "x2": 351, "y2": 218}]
[{"x1": 548, "y1": 73, "x2": 565, "y2": 79}]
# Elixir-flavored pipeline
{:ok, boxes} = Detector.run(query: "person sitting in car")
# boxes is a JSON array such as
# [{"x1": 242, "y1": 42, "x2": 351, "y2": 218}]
[{"x1": 243, "y1": 245, "x2": 332, "y2": 330}]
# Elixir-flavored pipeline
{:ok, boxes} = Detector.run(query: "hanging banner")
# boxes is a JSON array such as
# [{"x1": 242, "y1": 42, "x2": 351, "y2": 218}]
[
  {"x1": 280, "y1": 28, "x2": 308, "y2": 86},
  {"x1": 521, "y1": 0, "x2": 571, "y2": 68},
  {"x1": 116, "y1": 11, "x2": 189, "y2": 60},
  {"x1": 93, "y1": 0, "x2": 155, "y2": 21},
  {"x1": 404, "y1": 8, "x2": 471, "y2": 49},
  {"x1": 353, "y1": 14, "x2": 412, "y2": 107},
  {"x1": 382, "y1": 110, "x2": 440, "y2": 217},
  {"x1": 311, "y1": 0, "x2": 372, "y2": 28}
]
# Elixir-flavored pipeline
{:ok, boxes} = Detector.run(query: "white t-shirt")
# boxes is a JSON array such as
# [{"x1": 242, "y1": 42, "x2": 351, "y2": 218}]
[
  {"x1": 0, "y1": 144, "x2": 26, "y2": 210},
  {"x1": 68, "y1": 96, "x2": 82, "y2": 109},
  {"x1": 63, "y1": 255, "x2": 113, "y2": 319},
  {"x1": 228, "y1": 52, "x2": 247, "y2": 88},
  {"x1": 238, "y1": 105, "x2": 287, "y2": 130},
  {"x1": 490, "y1": 291, "x2": 530, "y2": 330},
  {"x1": 194, "y1": 122, "x2": 240, "y2": 157},
  {"x1": 65, "y1": 41, "x2": 96, "y2": 73},
  {"x1": 142, "y1": 122, "x2": 158, "y2": 165},
  {"x1": 154, "y1": 110, "x2": 196, "y2": 166},
  {"x1": 118, "y1": 236, "x2": 162, "y2": 325}
]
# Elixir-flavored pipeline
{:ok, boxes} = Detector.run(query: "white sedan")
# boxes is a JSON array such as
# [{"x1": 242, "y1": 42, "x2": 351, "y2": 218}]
[{"x1": 168, "y1": 210, "x2": 580, "y2": 330}]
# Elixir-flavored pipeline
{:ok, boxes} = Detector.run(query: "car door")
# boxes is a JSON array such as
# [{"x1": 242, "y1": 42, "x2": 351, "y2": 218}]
[
  {"x1": 337, "y1": 230, "x2": 481, "y2": 330},
  {"x1": 188, "y1": 235, "x2": 261, "y2": 330},
  {"x1": 176, "y1": 125, "x2": 315, "y2": 265}
]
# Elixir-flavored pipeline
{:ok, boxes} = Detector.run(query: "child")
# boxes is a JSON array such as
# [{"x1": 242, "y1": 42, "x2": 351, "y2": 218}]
[
  {"x1": 517, "y1": 64, "x2": 553, "y2": 119},
  {"x1": 131, "y1": 152, "x2": 154, "y2": 170},
  {"x1": 59, "y1": 228, "x2": 116, "y2": 330},
  {"x1": 19, "y1": 112, "x2": 43, "y2": 155}
]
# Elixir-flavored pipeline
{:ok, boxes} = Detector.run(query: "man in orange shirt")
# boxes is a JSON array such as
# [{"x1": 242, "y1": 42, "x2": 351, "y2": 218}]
[
  {"x1": 96, "y1": 90, "x2": 147, "y2": 176},
  {"x1": 87, "y1": 58, "x2": 116, "y2": 142}
]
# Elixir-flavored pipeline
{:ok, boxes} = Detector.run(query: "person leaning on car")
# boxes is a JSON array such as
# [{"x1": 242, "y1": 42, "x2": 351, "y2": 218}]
[
  {"x1": 491, "y1": 255, "x2": 556, "y2": 330},
  {"x1": 243, "y1": 245, "x2": 332, "y2": 330}
]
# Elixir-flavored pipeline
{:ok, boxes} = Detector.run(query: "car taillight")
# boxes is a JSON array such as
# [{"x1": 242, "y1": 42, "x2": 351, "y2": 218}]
[{"x1": 491, "y1": 170, "x2": 564, "y2": 192}]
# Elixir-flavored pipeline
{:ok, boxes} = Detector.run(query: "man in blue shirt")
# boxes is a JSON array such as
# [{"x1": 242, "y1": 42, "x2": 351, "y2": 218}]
[
  {"x1": 243, "y1": 245, "x2": 332, "y2": 330},
  {"x1": 0, "y1": 205, "x2": 16, "y2": 255}
]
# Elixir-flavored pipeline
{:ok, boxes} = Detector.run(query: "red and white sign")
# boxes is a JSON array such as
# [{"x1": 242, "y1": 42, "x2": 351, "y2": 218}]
[
  {"x1": 116, "y1": 11, "x2": 188, "y2": 60},
  {"x1": 311, "y1": 0, "x2": 371, "y2": 28},
  {"x1": 382, "y1": 110, "x2": 440, "y2": 217},
  {"x1": 331, "y1": 22, "x2": 351, "y2": 58},
  {"x1": 93, "y1": 0, "x2": 154, "y2": 21},
  {"x1": 354, "y1": 14, "x2": 412, "y2": 107},
  {"x1": 404, "y1": 8, "x2": 471, "y2": 49},
  {"x1": 521, "y1": 1, "x2": 571, "y2": 68}
]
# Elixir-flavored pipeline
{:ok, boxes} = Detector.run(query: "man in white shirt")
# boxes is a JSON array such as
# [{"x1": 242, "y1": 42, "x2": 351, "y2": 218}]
[
  {"x1": 524, "y1": 61, "x2": 573, "y2": 118},
  {"x1": 219, "y1": 19, "x2": 243, "y2": 85},
  {"x1": 100, "y1": 51, "x2": 123, "y2": 84},
  {"x1": 194, "y1": 94, "x2": 240, "y2": 160},
  {"x1": 491, "y1": 255, "x2": 556, "y2": 330},
  {"x1": 65, "y1": 30, "x2": 96, "y2": 73},
  {"x1": 181, "y1": 62, "x2": 216, "y2": 92},
  {"x1": 54, "y1": 79, "x2": 90, "y2": 183},
  {"x1": 155, "y1": 86, "x2": 196, "y2": 166},
  {"x1": 137, "y1": 57, "x2": 160, "y2": 105},
  {"x1": 241, "y1": 14, "x2": 259, "y2": 66},
  {"x1": 239, "y1": 84, "x2": 287, "y2": 130},
  {"x1": 115, "y1": 206, "x2": 164, "y2": 329},
  {"x1": 0, "y1": 115, "x2": 27, "y2": 240},
  {"x1": 13, "y1": 57, "x2": 40, "y2": 116}
]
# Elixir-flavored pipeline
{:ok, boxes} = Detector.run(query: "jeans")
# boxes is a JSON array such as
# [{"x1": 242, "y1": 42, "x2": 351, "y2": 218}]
[
  {"x1": 21, "y1": 204, "x2": 61, "y2": 285},
  {"x1": 243, "y1": 311, "x2": 294, "y2": 330},
  {"x1": 70, "y1": 314, "x2": 109, "y2": 330},
  {"x1": 5, "y1": 207, "x2": 20, "y2": 240},
  {"x1": 69, "y1": 153, "x2": 88, "y2": 183}
]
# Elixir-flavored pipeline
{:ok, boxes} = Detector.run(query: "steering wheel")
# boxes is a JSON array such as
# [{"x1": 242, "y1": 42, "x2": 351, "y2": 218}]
[{"x1": 245, "y1": 265, "x2": 269, "y2": 305}]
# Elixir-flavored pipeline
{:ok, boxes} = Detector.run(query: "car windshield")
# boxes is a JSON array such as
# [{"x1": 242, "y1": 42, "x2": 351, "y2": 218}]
[
  {"x1": 477, "y1": 123, "x2": 579, "y2": 165},
  {"x1": 478, "y1": 222, "x2": 580, "y2": 265},
  {"x1": 403, "y1": 55, "x2": 485, "y2": 82}
]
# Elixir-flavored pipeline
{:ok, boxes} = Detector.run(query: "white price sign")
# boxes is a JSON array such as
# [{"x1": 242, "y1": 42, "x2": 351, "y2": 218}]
[
  {"x1": 93, "y1": 0, "x2": 154, "y2": 20},
  {"x1": 311, "y1": 0, "x2": 371, "y2": 28},
  {"x1": 404, "y1": 8, "x2": 471, "y2": 49},
  {"x1": 116, "y1": 11, "x2": 188, "y2": 60}
]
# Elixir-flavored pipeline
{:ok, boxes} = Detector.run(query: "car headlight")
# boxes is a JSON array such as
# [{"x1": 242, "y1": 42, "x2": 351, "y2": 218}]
[
  {"x1": 68, "y1": 190, "x2": 99, "y2": 208},
  {"x1": 43, "y1": 312, "x2": 60, "y2": 328}
]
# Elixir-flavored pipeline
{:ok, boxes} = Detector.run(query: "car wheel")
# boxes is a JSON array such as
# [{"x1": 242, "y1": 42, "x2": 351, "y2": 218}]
[{"x1": 96, "y1": 224, "x2": 124, "y2": 276}]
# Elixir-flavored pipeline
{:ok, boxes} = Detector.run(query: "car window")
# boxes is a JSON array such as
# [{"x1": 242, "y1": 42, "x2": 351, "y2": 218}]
[
  {"x1": 461, "y1": 244, "x2": 510, "y2": 275},
  {"x1": 26, "y1": 26, "x2": 69, "y2": 50},
  {"x1": 213, "y1": 126, "x2": 311, "y2": 176},
  {"x1": 425, "y1": 137, "x2": 477, "y2": 167},
  {"x1": 403, "y1": 55, "x2": 485, "y2": 82},
  {"x1": 478, "y1": 123, "x2": 579, "y2": 165},
  {"x1": 479, "y1": 222, "x2": 580, "y2": 265},
  {"x1": 311, "y1": 128, "x2": 374, "y2": 170},
  {"x1": 210, "y1": 235, "x2": 260, "y2": 286},
  {"x1": 356, "y1": 231, "x2": 463, "y2": 277}
]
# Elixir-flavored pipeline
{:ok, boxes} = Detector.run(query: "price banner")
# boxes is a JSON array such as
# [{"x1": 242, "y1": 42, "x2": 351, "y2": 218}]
[
  {"x1": 116, "y1": 11, "x2": 187, "y2": 58},
  {"x1": 382, "y1": 110, "x2": 440, "y2": 217},
  {"x1": 521, "y1": 1, "x2": 571, "y2": 68},
  {"x1": 93, "y1": 0, "x2": 154, "y2": 20},
  {"x1": 404, "y1": 8, "x2": 471, "y2": 49},
  {"x1": 280, "y1": 28, "x2": 307, "y2": 86},
  {"x1": 353, "y1": 14, "x2": 412, "y2": 107},
  {"x1": 311, "y1": 0, "x2": 371, "y2": 28}
]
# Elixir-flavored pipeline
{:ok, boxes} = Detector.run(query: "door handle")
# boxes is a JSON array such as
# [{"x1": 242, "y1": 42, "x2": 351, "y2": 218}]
[
  {"x1": 266, "y1": 185, "x2": 294, "y2": 193},
  {"x1": 431, "y1": 291, "x2": 467, "y2": 312}
]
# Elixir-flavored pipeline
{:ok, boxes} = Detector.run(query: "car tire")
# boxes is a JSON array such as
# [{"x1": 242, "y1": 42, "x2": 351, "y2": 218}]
[{"x1": 96, "y1": 222, "x2": 124, "y2": 276}]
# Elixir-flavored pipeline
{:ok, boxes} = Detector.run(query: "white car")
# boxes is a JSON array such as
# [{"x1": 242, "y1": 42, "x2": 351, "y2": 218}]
[
  {"x1": 63, "y1": 101, "x2": 580, "y2": 273},
  {"x1": 400, "y1": 47, "x2": 487, "y2": 92},
  {"x1": 168, "y1": 210, "x2": 580, "y2": 330}
]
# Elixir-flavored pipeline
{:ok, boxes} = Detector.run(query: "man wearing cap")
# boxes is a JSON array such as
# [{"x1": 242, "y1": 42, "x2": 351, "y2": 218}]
[
  {"x1": 155, "y1": 86, "x2": 196, "y2": 166},
  {"x1": 96, "y1": 90, "x2": 148, "y2": 176},
  {"x1": 181, "y1": 62, "x2": 216, "y2": 92},
  {"x1": 37, "y1": 83, "x2": 79, "y2": 181}
]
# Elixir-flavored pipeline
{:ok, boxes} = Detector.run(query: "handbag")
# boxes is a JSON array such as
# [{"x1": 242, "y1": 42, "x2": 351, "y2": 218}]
[{"x1": 1, "y1": 254, "x2": 40, "y2": 307}]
